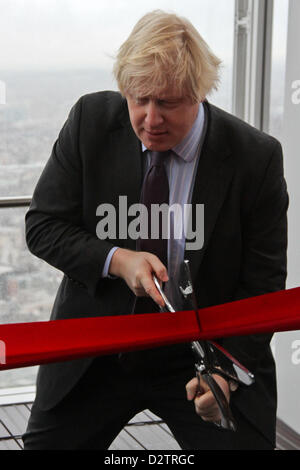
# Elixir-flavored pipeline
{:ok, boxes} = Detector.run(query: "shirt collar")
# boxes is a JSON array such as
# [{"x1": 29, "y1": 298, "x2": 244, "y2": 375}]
[{"x1": 142, "y1": 102, "x2": 205, "y2": 163}]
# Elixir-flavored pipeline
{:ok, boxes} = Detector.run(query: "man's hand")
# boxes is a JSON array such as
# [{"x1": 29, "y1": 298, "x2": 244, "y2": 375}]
[
  {"x1": 186, "y1": 374, "x2": 231, "y2": 423},
  {"x1": 109, "y1": 248, "x2": 168, "y2": 307}
]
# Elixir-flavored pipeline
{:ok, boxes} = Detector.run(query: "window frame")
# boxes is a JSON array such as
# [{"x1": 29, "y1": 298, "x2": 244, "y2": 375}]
[{"x1": 232, "y1": 0, "x2": 275, "y2": 132}]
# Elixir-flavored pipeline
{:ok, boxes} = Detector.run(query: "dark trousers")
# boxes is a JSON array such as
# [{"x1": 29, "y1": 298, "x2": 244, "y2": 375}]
[{"x1": 22, "y1": 345, "x2": 273, "y2": 450}]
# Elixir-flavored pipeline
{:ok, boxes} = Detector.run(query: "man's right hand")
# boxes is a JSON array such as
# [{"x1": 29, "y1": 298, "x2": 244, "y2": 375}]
[{"x1": 109, "y1": 248, "x2": 168, "y2": 308}]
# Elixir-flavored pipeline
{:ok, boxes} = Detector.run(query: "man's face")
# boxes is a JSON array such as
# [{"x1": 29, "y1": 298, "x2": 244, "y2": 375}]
[{"x1": 126, "y1": 90, "x2": 200, "y2": 151}]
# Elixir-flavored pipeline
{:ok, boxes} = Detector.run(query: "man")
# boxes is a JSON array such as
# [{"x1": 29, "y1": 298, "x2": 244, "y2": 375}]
[{"x1": 22, "y1": 10, "x2": 288, "y2": 450}]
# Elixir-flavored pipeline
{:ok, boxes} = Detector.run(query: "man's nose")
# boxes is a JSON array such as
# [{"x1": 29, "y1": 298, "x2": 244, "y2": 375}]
[{"x1": 144, "y1": 101, "x2": 164, "y2": 128}]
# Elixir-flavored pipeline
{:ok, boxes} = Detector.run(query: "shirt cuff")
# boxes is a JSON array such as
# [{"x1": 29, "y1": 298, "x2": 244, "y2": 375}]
[{"x1": 102, "y1": 246, "x2": 120, "y2": 278}]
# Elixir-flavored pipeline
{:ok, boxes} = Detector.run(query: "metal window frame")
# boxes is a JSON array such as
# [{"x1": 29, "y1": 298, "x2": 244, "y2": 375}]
[
  {"x1": 0, "y1": 197, "x2": 31, "y2": 208},
  {"x1": 233, "y1": 0, "x2": 274, "y2": 131}
]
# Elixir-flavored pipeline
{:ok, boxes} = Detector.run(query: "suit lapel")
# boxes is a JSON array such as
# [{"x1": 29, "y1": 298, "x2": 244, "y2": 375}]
[
  {"x1": 107, "y1": 101, "x2": 144, "y2": 251},
  {"x1": 184, "y1": 102, "x2": 235, "y2": 281}
]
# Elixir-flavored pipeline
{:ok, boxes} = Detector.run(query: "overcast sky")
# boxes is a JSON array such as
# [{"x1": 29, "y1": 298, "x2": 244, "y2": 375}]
[{"x1": 0, "y1": 0, "x2": 237, "y2": 70}]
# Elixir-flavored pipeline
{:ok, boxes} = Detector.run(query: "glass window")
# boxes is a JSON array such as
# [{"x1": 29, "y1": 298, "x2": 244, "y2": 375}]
[
  {"x1": 0, "y1": 0, "x2": 235, "y2": 196},
  {"x1": 0, "y1": 0, "x2": 235, "y2": 389},
  {"x1": 268, "y1": 0, "x2": 289, "y2": 141},
  {"x1": 0, "y1": 207, "x2": 62, "y2": 388}
]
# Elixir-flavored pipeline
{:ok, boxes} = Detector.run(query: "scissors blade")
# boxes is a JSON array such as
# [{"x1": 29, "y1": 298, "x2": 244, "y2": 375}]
[
  {"x1": 209, "y1": 341, "x2": 255, "y2": 386},
  {"x1": 179, "y1": 260, "x2": 254, "y2": 384},
  {"x1": 179, "y1": 260, "x2": 250, "y2": 432},
  {"x1": 154, "y1": 263, "x2": 254, "y2": 432},
  {"x1": 179, "y1": 260, "x2": 199, "y2": 313},
  {"x1": 153, "y1": 276, "x2": 175, "y2": 312}
]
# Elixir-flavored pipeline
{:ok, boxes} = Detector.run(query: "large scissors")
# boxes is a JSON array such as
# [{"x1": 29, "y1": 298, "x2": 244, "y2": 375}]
[{"x1": 153, "y1": 259, "x2": 255, "y2": 432}]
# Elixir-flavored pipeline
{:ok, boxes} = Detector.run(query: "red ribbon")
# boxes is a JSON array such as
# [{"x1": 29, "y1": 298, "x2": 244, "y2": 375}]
[{"x1": 0, "y1": 287, "x2": 300, "y2": 371}]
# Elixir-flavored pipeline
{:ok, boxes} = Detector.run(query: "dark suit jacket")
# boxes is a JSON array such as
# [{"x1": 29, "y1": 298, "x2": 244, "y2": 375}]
[{"x1": 25, "y1": 91, "x2": 288, "y2": 446}]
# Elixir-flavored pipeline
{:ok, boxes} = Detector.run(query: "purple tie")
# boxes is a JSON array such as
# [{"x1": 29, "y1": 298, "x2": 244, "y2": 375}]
[
  {"x1": 134, "y1": 151, "x2": 170, "y2": 313},
  {"x1": 138, "y1": 151, "x2": 169, "y2": 267}
]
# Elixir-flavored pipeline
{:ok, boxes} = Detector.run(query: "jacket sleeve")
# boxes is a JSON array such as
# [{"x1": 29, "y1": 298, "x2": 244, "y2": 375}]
[
  {"x1": 25, "y1": 96, "x2": 115, "y2": 297},
  {"x1": 221, "y1": 141, "x2": 289, "y2": 372}
]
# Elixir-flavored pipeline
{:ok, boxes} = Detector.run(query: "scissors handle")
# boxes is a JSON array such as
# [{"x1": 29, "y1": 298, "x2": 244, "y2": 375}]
[{"x1": 196, "y1": 365, "x2": 237, "y2": 432}]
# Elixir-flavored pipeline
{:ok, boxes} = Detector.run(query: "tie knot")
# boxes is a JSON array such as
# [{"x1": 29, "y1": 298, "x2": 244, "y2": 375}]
[{"x1": 150, "y1": 151, "x2": 169, "y2": 167}]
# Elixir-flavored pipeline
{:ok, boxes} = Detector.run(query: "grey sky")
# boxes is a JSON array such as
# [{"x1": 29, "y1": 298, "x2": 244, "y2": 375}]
[{"x1": 0, "y1": 0, "x2": 235, "y2": 70}]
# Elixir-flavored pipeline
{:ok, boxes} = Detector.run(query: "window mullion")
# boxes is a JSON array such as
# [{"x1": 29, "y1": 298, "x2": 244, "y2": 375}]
[{"x1": 233, "y1": 0, "x2": 274, "y2": 131}]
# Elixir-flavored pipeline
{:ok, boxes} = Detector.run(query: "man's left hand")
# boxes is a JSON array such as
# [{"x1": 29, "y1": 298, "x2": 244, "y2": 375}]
[{"x1": 186, "y1": 374, "x2": 231, "y2": 423}]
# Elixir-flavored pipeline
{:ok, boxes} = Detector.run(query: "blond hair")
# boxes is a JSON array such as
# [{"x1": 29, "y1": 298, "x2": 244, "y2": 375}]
[{"x1": 113, "y1": 10, "x2": 221, "y2": 103}]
